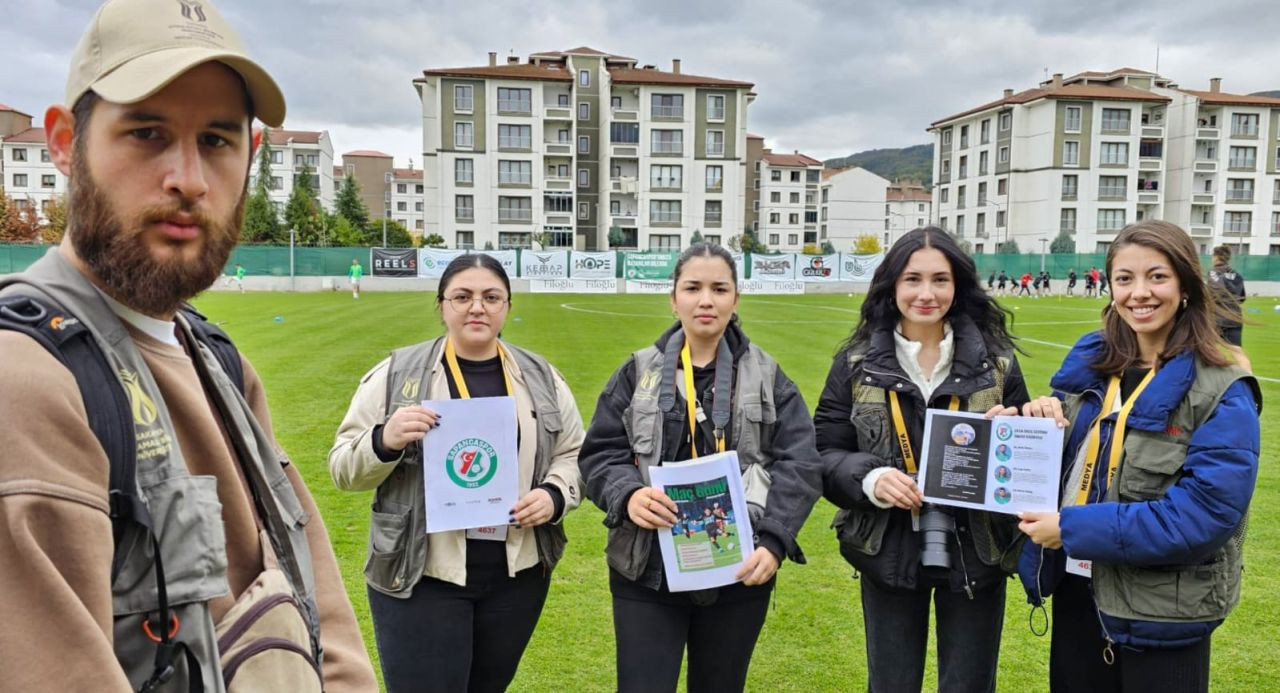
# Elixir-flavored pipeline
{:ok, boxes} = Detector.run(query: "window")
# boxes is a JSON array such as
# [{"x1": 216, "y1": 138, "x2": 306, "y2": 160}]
[
  {"x1": 941, "y1": 159, "x2": 951, "y2": 176},
  {"x1": 1099, "y1": 175, "x2": 1127, "y2": 199},
  {"x1": 456, "y1": 231, "x2": 474, "y2": 249},
  {"x1": 1227, "y1": 178, "x2": 1254, "y2": 202},
  {"x1": 821, "y1": 208, "x2": 828, "y2": 221},
  {"x1": 455, "y1": 195, "x2": 474, "y2": 221},
  {"x1": 649, "y1": 234, "x2": 680, "y2": 251},
  {"x1": 454, "y1": 122, "x2": 474, "y2": 149},
  {"x1": 1228, "y1": 146, "x2": 1256, "y2": 170},
  {"x1": 996, "y1": 210, "x2": 1006, "y2": 227},
  {"x1": 498, "y1": 160, "x2": 531, "y2": 185},
  {"x1": 498, "y1": 124, "x2": 531, "y2": 149},
  {"x1": 498, "y1": 232, "x2": 533, "y2": 249},
  {"x1": 453, "y1": 85, "x2": 473, "y2": 113},
  {"x1": 789, "y1": 213, "x2": 799, "y2": 224},
  {"x1": 1100, "y1": 142, "x2": 1129, "y2": 166},
  {"x1": 979, "y1": 150, "x2": 988, "y2": 176},
  {"x1": 770, "y1": 191, "x2": 781, "y2": 203},
  {"x1": 997, "y1": 178, "x2": 1007, "y2": 195},
  {"x1": 12, "y1": 173, "x2": 27, "y2": 187},
  {"x1": 650, "y1": 165, "x2": 682, "y2": 189},
  {"x1": 415, "y1": 202, "x2": 423, "y2": 212},
  {"x1": 977, "y1": 181, "x2": 987, "y2": 205},
  {"x1": 769, "y1": 212, "x2": 780, "y2": 224},
  {"x1": 1231, "y1": 113, "x2": 1259, "y2": 137},
  {"x1": 979, "y1": 120, "x2": 992, "y2": 146},
  {"x1": 804, "y1": 211, "x2": 817, "y2": 224},
  {"x1": 942, "y1": 129, "x2": 952, "y2": 146},
  {"x1": 998, "y1": 146, "x2": 1009, "y2": 164},
  {"x1": 955, "y1": 216, "x2": 965, "y2": 236},
  {"x1": 1097, "y1": 209, "x2": 1126, "y2": 231},
  {"x1": 1101, "y1": 108, "x2": 1131, "y2": 133},
  {"x1": 650, "y1": 200, "x2": 681, "y2": 224},
  {"x1": 1225, "y1": 211, "x2": 1251, "y2": 233},
  {"x1": 496, "y1": 87, "x2": 531, "y2": 114},
  {"x1": 788, "y1": 234, "x2": 799, "y2": 246},
  {"x1": 705, "y1": 165, "x2": 723, "y2": 191},
  {"x1": 1062, "y1": 174, "x2": 1078, "y2": 200},
  {"x1": 1063, "y1": 141, "x2": 1080, "y2": 166},
  {"x1": 1000, "y1": 112, "x2": 1012, "y2": 130},
  {"x1": 611, "y1": 96, "x2": 621, "y2": 110},
  {"x1": 557, "y1": 164, "x2": 569, "y2": 178},
  {"x1": 545, "y1": 193, "x2": 572, "y2": 212},
  {"x1": 557, "y1": 129, "x2": 570, "y2": 143},
  {"x1": 940, "y1": 188, "x2": 949, "y2": 203},
  {"x1": 705, "y1": 200, "x2": 722, "y2": 224},
  {"x1": 610, "y1": 122, "x2": 639, "y2": 143},
  {"x1": 651, "y1": 94, "x2": 683, "y2": 119},
  {"x1": 705, "y1": 235, "x2": 721, "y2": 245},
  {"x1": 498, "y1": 196, "x2": 532, "y2": 222},
  {"x1": 270, "y1": 151, "x2": 282, "y2": 164},
  {"x1": 956, "y1": 185, "x2": 966, "y2": 208},
  {"x1": 790, "y1": 171, "x2": 800, "y2": 182},
  {"x1": 578, "y1": 135, "x2": 590, "y2": 154},
  {"x1": 807, "y1": 170, "x2": 819, "y2": 183},
  {"x1": 577, "y1": 168, "x2": 589, "y2": 188},
  {"x1": 822, "y1": 188, "x2": 829, "y2": 203},
  {"x1": 559, "y1": 94, "x2": 571, "y2": 107},
  {"x1": 769, "y1": 234, "x2": 780, "y2": 245},
  {"x1": 610, "y1": 200, "x2": 621, "y2": 215},
  {"x1": 790, "y1": 192, "x2": 800, "y2": 204},
  {"x1": 579, "y1": 70, "x2": 590, "y2": 87},
  {"x1": 455, "y1": 159, "x2": 473, "y2": 184},
  {"x1": 270, "y1": 176, "x2": 282, "y2": 190},
  {"x1": 651, "y1": 129, "x2": 682, "y2": 155},
  {"x1": 396, "y1": 201, "x2": 407, "y2": 212},
  {"x1": 771, "y1": 170, "x2": 781, "y2": 182},
  {"x1": 578, "y1": 202, "x2": 590, "y2": 219},
  {"x1": 706, "y1": 130, "x2": 725, "y2": 157},
  {"x1": 578, "y1": 102, "x2": 590, "y2": 120},
  {"x1": 40, "y1": 149, "x2": 50, "y2": 163},
  {"x1": 41, "y1": 174, "x2": 55, "y2": 188},
  {"x1": 960, "y1": 125, "x2": 969, "y2": 149},
  {"x1": 976, "y1": 213, "x2": 986, "y2": 235},
  {"x1": 1273, "y1": 211, "x2": 1280, "y2": 235},
  {"x1": 546, "y1": 227, "x2": 574, "y2": 247},
  {"x1": 958, "y1": 155, "x2": 968, "y2": 178},
  {"x1": 295, "y1": 154, "x2": 305, "y2": 166},
  {"x1": 707, "y1": 94, "x2": 726, "y2": 121},
  {"x1": 397, "y1": 183, "x2": 407, "y2": 194},
  {"x1": 12, "y1": 148, "x2": 27, "y2": 162}
]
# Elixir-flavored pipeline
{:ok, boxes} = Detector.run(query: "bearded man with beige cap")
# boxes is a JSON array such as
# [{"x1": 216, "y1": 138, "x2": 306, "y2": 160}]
[{"x1": 0, "y1": 0, "x2": 376, "y2": 690}]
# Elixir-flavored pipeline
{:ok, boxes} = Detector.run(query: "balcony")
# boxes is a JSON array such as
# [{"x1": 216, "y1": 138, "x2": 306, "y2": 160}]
[
  {"x1": 1138, "y1": 157, "x2": 1162, "y2": 171},
  {"x1": 1196, "y1": 127, "x2": 1220, "y2": 139},
  {"x1": 1192, "y1": 192, "x2": 1216, "y2": 205},
  {"x1": 650, "y1": 142, "x2": 683, "y2": 157},
  {"x1": 1230, "y1": 127, "x2": 1259, "y2": 139},
  {"x1": 1223, "y1": 223, "x2": 1251, "y2": 236},
  {"x1": 650, "y1": 106, "x2": 684, "y2": 120},
  {"x1": 611, "y1": 108, "x2": 638, "y2": 121},
  {"x1": 1272, "y1": 223, "x2": 1280, "y2": 237},
  {"x1": 497, "y1": 209, "x2": 533, "y2": 223},
  {"x1": 1137, "y1": 191, "x2": 1161, "y2": 205},
  {"x1": 611, "y1": 144, "x2": 639, "y2": 158},
  {"x1": 497, "y1": 101, "x2": 532, "y2": 116},
  {"x1": 1141, "y1": 125, "x2": 1165, "y2": 138},
  {"x1": 1225, "y1": 191, "x2": 1254, "y2": 204},
  {"x1": 612, "y1": 214, "x2": 637, "y2": 227},
  {"x1": 544, "y1": 106, "x2": 572, "y2": 120},
  {"x1": 545, "y1": 212, "x2": 573, "y2": 226},
  {"x1": 1193, "y1": 160, "x2": 1218, "y2": 173},
  {"x1": 545, "y1": 176, "x2": 572, "y2": 191},
  {"x1": 1227, "y1": 158, "x2": 1257, "y2": 172},
  {"x1": 544, "y1": 141, "x2": 572, "y2": 156},
  {"x1": 1189, "y1": 224, "x2": 1213, "y2": 236}
]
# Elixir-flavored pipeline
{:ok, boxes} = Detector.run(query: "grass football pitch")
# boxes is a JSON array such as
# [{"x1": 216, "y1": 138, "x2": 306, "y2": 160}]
[{"x1": 193, "y1": 289, "x2": 1280, "y2": 691}]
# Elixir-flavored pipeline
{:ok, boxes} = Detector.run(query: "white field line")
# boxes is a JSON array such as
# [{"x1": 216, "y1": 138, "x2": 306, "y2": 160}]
[{"x1": 1020, "y1": 337, "x2": 1280, "y2": 384}]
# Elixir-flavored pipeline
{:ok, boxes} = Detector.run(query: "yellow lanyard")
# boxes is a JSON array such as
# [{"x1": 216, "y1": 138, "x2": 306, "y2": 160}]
[
  {"x1": 1072, "y1": 370, "x2": 1156, "y2": 506},
  {"x1": 887, "y1": 391, "x2": 959, "y2": 474},
  {"x1": 680, "y1": 341, "x2": 726, "y2": 459},
  {"x1": 443, "y1": 337, "x2": 513, "y2": 399}
]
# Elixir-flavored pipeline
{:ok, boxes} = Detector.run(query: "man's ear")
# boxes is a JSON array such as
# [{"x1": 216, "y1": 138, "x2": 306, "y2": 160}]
[{"x1": 44, "y1": 106, "x2": 75, "y2": 177}]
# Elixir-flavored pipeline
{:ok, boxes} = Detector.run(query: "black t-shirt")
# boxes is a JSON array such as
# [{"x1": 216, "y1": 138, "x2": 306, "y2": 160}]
[
  {"x1": 1120, "y1": 367, "x2": 1151, "y2": 402},
  {"x1": 671, "y1": 363, "x2": 726, "y2": 462}
]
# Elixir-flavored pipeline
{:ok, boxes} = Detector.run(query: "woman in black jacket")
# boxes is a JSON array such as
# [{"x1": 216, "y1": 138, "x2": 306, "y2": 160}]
[
  {"x1": 815, "y1": 227, "x2": 1031, "y2": 692},
  {"x1": 578, "y1": 243, "x2": 823, "y2": 693}
]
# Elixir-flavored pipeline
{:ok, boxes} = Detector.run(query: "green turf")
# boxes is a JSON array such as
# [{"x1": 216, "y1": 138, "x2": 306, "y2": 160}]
[{"x1": 192, "y1": 290, "x2": 1280, "y2": 692}]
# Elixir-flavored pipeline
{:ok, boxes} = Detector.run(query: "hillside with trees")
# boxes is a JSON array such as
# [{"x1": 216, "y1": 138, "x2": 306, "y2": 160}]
[{"x1": 824, "y1": 144, "x2": 933, "y2": 185}]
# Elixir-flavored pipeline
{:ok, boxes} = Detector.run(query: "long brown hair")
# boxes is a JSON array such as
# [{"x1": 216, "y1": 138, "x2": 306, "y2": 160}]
[{"x1": 1095, "y1": 220, "x2": 1230, "y2": 373}]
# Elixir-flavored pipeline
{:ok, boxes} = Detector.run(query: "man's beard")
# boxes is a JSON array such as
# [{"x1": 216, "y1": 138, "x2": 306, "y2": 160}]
[{"x1": 67, "y1": 155, "x2": 244, "y2": 317}]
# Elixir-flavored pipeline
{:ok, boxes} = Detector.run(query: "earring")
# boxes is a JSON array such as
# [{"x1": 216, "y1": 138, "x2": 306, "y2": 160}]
[{"x1": 1181, "y1": 296, "x2": 1188, "y2": 309}]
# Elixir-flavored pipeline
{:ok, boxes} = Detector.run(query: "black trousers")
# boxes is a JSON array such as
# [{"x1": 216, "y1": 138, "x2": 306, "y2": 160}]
[
  {"x1": 860, "y1": 576, "x2": 1007, "y2": 693},
  {"x1": 368, "y1": 563, "x2": 550, "y2": 693},
  {"x1": 1050, "y1": 574, "x2": 1211, "y2": 693},
  {"x1": 610, "y1": 571, "x2": 773, "y2": 693}
]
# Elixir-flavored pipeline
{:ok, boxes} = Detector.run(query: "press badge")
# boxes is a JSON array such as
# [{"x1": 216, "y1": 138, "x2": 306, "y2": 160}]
[
  {"x1": 1065, "y1": 556, "x2": 1092, "y2": 577},
  {"x1": 466, "y1": 525, "x2": 508, "y2": 541}
]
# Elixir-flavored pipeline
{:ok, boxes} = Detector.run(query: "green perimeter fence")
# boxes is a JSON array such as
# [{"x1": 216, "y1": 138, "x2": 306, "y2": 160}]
[{"x1": 7, "y1": 244, "x2": 1280, "y2": 281}]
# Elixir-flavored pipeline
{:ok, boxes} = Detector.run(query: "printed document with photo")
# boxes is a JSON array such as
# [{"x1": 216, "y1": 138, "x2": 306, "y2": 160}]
[
  {"x1": 420, "y1": 396, "x2": 519, "y2": 533},
  {"x1": 650, "y1": 451, "x2": 756, "y2": 592},
  {"x1": 916, "y1": 410, "x2": 1063, "y2": 515}
]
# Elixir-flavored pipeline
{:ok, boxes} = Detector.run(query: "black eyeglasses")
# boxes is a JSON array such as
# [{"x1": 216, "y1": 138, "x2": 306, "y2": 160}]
[{"x1": 444, "y1": 294, "x2": 509, "y2": 313}]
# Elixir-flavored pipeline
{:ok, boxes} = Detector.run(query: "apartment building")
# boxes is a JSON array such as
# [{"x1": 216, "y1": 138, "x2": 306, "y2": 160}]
[
  {"x1": 414, "y1": 47, "x2": 753, "y2": 251},
  {"x1": 886, "y1": 178, "x2": 932, "y2": 243},
  {"x1": 930, "y1": 68, "x2": 1280, "y2": 254},
  {"x1": 757, "y1": 150, "x2": 822, "y2": 251},
  {"x1": 743, "y1": 133, "x2": 765, "y2": 233},
  {"x1": 0, "y1": 104, "x2": 65, "y2": 222},
  {"x1": 248, "y1": 129, "x2": 336, "y2": 213},
  {"x1": 390, "y1": 165, "x2": 426, "y2": 236},
  {"x1": 817, "y1": 166, "x2": 891, "y2": 251}
]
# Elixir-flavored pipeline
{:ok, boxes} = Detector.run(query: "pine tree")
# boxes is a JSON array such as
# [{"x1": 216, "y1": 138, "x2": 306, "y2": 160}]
[
  {"x1": 689, "y1": 230, "x2": 704, "y2": 247},
  {"x1": 285, "y1": 164, "x2": 323, "y2": 245},
  {"x1": 1050, "y1": 231, "x2": 1075, "y2": 254},
  {"x1": 335, "y1": 174, "x2": 369, "y2": 230}
]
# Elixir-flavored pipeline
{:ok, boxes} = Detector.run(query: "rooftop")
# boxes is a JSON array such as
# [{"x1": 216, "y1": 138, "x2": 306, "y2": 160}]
[
  {"x1": 0, "y1": 103, "x2": 32, "y2": 117},
  {"x1": 763, "y1": 151, "x2": 822, "y2": 168},
  {"x1": 392, "y1": 168, "x2": 421, "y2": 179},
  {"x1": 607, "y1": 66, "x2": 752, "y2": 89},
  {"x1": 931, "y1": 83, "x2": 1169, "y2": 128},
  {"x1": 1179, "y1": 89, "x2": 1280, "y2": 107},
  {"x1": 266, "y1": 129, "x2": 323, "y2": 145},
  {"x1": 344, "y1": 150, "x2": 392, "y2": 158},
  {"x1": 424, "y1": 63, "x2": 572, "y2": 82},
  {"x1": 1, "y1": 127, "x2": 46, "y2": 144}
]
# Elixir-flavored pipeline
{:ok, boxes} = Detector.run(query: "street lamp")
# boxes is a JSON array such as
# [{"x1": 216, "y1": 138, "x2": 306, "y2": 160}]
[
  {"x1": 887, "y1": 210, "x2": 910, "y2": 247},
  {"x1": 382, "y1": 170, "x2": 393, "y2": 247}
]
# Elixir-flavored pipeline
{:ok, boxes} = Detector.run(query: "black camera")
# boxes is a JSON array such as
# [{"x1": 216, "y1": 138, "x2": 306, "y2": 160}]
[{"x1": 918, "y1": 504, "x2": 955, "y2": 569}]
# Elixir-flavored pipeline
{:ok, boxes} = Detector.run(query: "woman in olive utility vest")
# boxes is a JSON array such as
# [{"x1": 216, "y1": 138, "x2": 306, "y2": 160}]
[
  {"x1": 814, "y1": 226, "x2": 1030, "y2": 692},
  {"x1": 578, "y1": 243, "x2": 823, "y2": 693},
  {"x1": 329, "y1": 253, "x2": 585, "y2": 692},
  {"x1": 1018, "y1": 220, "x2": 1260, "y2": 693}
]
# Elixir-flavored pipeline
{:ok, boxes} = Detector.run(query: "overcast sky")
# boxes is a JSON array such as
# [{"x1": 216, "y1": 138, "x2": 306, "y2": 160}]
[{"x1": 4, "y1": 0, "x2": 1278, "y2": 165}]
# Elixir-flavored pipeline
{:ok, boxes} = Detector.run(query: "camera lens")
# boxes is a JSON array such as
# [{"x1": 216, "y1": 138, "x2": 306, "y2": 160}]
[{"x1": 919, "y1": 505, "x2": 955, "y2": 569}]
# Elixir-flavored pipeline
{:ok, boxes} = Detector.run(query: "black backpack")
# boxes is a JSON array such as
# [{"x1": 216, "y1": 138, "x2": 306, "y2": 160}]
[{"x1": 0, "y1": 292, "x2": 244, "y2": 692}]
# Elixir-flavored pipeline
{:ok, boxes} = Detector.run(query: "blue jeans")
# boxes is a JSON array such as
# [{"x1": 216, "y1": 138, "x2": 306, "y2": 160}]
[{"x1": 860, "y1": 577, "x2": 1007, "y2": 693}]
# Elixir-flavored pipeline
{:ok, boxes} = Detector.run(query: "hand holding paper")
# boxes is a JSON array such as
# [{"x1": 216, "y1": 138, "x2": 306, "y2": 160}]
[
  {"x1": 1018, "y1": 511, "x2": 1063, "y2": 549},
  {"x1": 627, "y1": 487, "x2": 678, "y2": 529},
  {"x1": 735, "y1": 546, "x2": 779, "y2": 586},
  {"x1": 382, "y1": 405, "x2": 441, "y2": 451},
  {"x1": 511, "y1": 488, "x2": 555, "y2": 528}
]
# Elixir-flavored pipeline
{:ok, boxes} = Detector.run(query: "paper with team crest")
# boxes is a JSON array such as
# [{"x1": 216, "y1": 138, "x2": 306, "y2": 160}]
[
  {"x1": 650, "y1": 451, "x2": 756, "y2": 591},
  {"x1": 421, "y1": 396, "x2": 519, "y2": 533}
]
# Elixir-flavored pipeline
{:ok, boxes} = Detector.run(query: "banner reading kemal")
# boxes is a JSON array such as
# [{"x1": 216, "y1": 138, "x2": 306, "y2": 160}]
[
  {"x1": 371, "y1": 248, "x2": 418, "y2": 277},
  {"x1": 750, "y1": 253, "x2": 797, "y2": 280},
  {"x1": 839, "y1": 253, "x2": 885, "y2": 281},
  {"x1": 797, "y1": 254, "x2": 840, "y2": 282},
  {"x1": 623, "y1": 251, "x2": 678, "y2": 280},
  {"x1": 519, "y1": 251, "x2": 569, "y2": 279},
  {"x1": 570, "y1": 251, "x2": 616, "y2": 279},
  {"x1": 418, "y1": 248, "x2": 468, "y2": 279}
]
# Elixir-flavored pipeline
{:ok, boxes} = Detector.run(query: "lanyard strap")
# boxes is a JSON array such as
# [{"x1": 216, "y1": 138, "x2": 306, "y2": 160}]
[
  {"x1": 680, "y1": 341, "x2": 726, "y2": 458},
  {"x1": 1072, "y1": 370, "x2": 1156, "y2": 506},
  {"x1": 887, "y1": 391, "x2": 959, "y2": 474},
  {"x1": 443, "y1": 337, "x2": 513, "y2": 400}
]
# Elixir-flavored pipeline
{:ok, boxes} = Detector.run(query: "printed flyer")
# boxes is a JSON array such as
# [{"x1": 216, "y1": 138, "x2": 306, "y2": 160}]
[
  {"x1": 650, "y1": 451, "x2": 756, "y2": 591},
  {"x1": 421, "y1": 396, "x2": 519, "y2": 533}
]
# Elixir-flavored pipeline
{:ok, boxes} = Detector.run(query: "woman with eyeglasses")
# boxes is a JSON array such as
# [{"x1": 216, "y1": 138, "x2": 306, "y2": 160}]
[{"x1": 329, "y1": 253, "x2": 586, "y2": 693}]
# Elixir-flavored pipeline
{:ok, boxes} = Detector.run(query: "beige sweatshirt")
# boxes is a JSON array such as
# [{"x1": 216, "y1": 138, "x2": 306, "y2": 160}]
[{"x1": 0, "y1": 326, "x2": 377, "y2": 692}]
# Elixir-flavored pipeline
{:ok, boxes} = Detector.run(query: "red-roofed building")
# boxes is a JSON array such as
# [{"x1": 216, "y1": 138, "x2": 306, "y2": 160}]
[
  {"x1": 1, "y1": 124, "x2": 66, "y2": 222},
  {"x1": 757, "y1": 148, "x2": 824, "y2": 251},
  {"x1": 885, "y1": 178, "x2": 932, "y2": 244},
  {"x1": 414, "y1": 48, "x2": 755, "y2": 250},
  {"x1": 929, "y1": 68, "x2": 1280, "y2": 255},
  {"x1": 251, "y1": 128, "x2": 336, "y2": 214}
]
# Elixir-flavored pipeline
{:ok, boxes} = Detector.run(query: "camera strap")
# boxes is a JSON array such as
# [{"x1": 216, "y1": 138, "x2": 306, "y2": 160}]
[
  {"x1": 1071, "y1": 369, "x2": 1156, "y2": 506},
  {"x1": 888, "y1": 392, "x2": 959, "y2": 531}
]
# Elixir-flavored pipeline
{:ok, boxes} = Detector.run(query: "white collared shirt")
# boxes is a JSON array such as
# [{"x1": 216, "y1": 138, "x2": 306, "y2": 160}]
[{"x1": 892, "y1": 320, "x2": 954, "y2": 402}]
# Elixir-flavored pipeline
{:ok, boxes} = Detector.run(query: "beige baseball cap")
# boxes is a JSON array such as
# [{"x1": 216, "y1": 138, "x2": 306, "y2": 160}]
[{"x1": 66, "y1": 0, "x2": 285, "y2": 126}]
